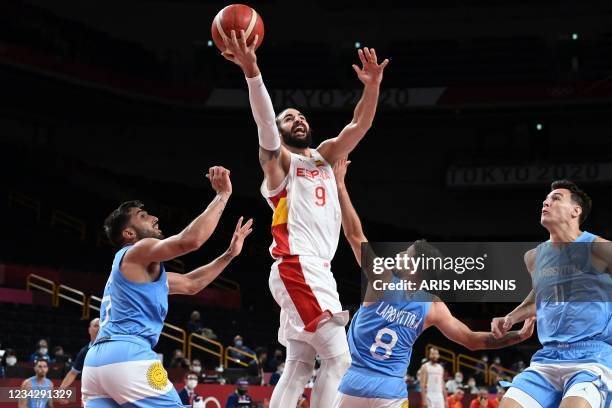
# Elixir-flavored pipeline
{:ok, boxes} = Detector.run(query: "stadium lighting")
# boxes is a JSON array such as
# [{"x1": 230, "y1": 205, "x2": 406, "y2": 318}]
[
  {"x1": 536, "y1": 123, "x2": 543, "y2": 131},
  {"x1": 207, "y1": 40, "x2": 214, "y2": 47},
  {"x1": 354, "y1": 41, "x2": 361, "y2": 48},
  {"x1": 571, "y1": 33, "x2": 579, "y2": 41}
]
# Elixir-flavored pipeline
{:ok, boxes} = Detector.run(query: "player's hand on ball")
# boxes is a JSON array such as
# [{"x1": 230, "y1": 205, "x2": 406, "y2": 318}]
[
  {"x1": 352, "y1": 47, "x2": 389, "y2": 86},
  {"x1": 518, "y1": 316, "x2": 536, "y2": 340},
  {"x1": 490, "y1": 315, "x2": 514, "y2": 339},
  {"x1": 221, "y1": 29, "x2": 259, "y2": 76},
  {"x1": 332, "y1": 157, "x2": 351, "y2": 186},
  {"x1": 207, "y1": 166, "x2": 232, "y2": 196},
  {"x1": 227, "y1": 216, "x2": 254, "y2": 258}
]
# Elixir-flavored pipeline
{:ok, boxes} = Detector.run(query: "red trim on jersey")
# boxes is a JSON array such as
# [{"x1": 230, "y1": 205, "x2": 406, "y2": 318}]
[
  {"x1": 269, "y1": 188, "x2": 287, "y2": 207},
  {"x1": 271, "y1": 223, "x2": 290, "y2": 258},
  {"x1": 277, "y1": 255, "x2": 329, "y2": 332}
]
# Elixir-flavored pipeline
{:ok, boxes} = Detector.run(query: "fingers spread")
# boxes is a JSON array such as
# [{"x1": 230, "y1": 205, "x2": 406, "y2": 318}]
[{"x1": 357, "y1": 49, "x2": 367, "y2": 66}]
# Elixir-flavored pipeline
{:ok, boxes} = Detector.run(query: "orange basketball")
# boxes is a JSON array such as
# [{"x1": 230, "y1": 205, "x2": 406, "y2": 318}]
[{"x1": 211, "y1": 4, "x2": 264, "y2": 52}]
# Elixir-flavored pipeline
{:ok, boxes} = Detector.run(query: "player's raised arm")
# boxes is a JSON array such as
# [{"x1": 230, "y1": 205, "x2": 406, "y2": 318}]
[
  {"x1": 318, "y1": 47, "x2": 389, "y2": 165},
  {"x1": 425, "y1": 301, "x2": 535, "y2": 351},
  {"x1": 221, "y1": 30, "x2": 290, "y2": 191},
  {"x1": 168, "y1": 216, "x2": 253, "y2": 295},
  {"x1": 124, "y1": 166, "x2": 232, "y2": 267},
  {"x1": 334, "y1": 158, "x2": 367, "y2": 264},
  {"x1": 491, "y1": 249, "x2": 537, "y2": 339}
]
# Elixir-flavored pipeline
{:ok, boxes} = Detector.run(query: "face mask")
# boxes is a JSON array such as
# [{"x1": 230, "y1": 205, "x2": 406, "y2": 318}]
[
  {"x1": 237, "y1": 389, "x2": 246, "y2": 395},
  {"x1": 39, "y1": 348, "x2": 48, "y2": 355},
  {"x1": 468, "y1": 381, "x2": 476, "y2": 387},
  {"x1": 278, "y1": 366, "x2": 284, "y2": 374},
  {"x1": 235, "y1": 340, "x2": 243, "y2": 347},
  {"x1": 187, "y1": 379, "x2": 198, "y2": 389},
  {"x1": 6, "y1": 357, "x2": 17, "y2": 366},
  {"x1": 192, "y1": 366, "x2": 202, "y2": 373},
  {"x1": 455, "y1": 376, "x2": 463, "y2": 382}
]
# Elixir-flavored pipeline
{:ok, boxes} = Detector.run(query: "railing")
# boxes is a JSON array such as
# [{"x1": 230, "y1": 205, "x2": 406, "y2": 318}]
[
  {"x1": 87, "y1": 295, "x2": 103, "y2": 314},
  {"x1": 51, "y1": 210, "x2": 87, "y2": 241},
  {"x1": 487, "y1": 364, "x2": 517, "y2": 385},
  {"x1": 425, "y1": 344, "x2": 457, "y2": 374},
  {"x1": 8, "y1": 192, "x2": 41, "y2": 221},
  {"x1": 57, "y1": 284, "x2": 88, "y2": 319},
  {"x1": 457, "y1": 353, "x2": 487, "y2": 383},
  {"x1": 188, "y1": 333, "x2": 224, "y2": 368},
  {"x1": 224, "y1": 346, "x2": 256, "y2": 368},
  {"x1": 26, "y1": 274, "x2": 57, "y2": 306},
  {"x1": 211, "y1": 276, "x2": 240, "y2": 292},
  {"x1": 160, "y1": 322, "x2": 187, "y2": 356}
]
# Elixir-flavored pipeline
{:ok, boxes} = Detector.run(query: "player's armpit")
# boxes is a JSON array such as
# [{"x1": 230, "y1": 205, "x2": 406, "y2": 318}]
[{"x1": 259, "y1": 146, "x2": 290, "y2": 191}]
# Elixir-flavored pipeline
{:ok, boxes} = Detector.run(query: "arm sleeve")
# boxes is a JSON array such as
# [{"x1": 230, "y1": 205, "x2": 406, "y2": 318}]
[
  {"x1": 246, "y1": 74, "x2": 281, "y2": 151},
  {"x1": 70, "y1": 346, "x2": 87, "y2": 373}
]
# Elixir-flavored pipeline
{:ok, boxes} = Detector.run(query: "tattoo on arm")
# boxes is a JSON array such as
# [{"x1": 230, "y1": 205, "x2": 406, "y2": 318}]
[
  {"x1": 259, "y1": 147, "x2": 281, "y2": 165},
  {"x1": 485, "y1": 332, "x2": 521, "y2": 348}
]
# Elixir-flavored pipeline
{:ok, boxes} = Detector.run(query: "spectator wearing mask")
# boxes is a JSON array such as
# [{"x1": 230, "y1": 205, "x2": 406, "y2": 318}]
[
  {"x1": 190, "y1": 359, "x2": 204, "y2": 383},
  {"x1": 469, "y1": 388, "x2": 496, "y2": 408},
  {"x1": 226, "y1": 379, "x2": 252, "y2": 408},
  {"x1": 178, "y1": 372, "x2": 201, "y2": 406},
  {"x1": 29, "y1": 339, "x2": 51, "y2": 362},
  {"x1": 4, "y1": 350, "x2": 18, "y2": 367},
  {"x1": 269, "y1": 362, "x2": 284, "y2": 386},
  {"x1": 445, "y1": 371, "x2": 464, "y2": 394},
  {"x1": 247, "y1": 347, "x2": 267, "y2": 385},
  {"x1": 228, "y1": 335, "x2": 255, "y2": 364},
  {"x1": 466, "y1": 377, "x2": 479, "y2": 395},
  {"x1": 446, "y1": 389, "x2": 464, "y2": 408}
]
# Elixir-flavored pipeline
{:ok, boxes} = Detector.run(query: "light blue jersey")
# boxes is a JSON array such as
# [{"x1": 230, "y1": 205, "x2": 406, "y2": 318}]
[
  {"x1": 339, "y1": 290, "x2": 431, "y2": 400},
  {"x1": 83, "y1": 245, "x2": 184, "y2": 407},
  {"x1": 97, "y1": 245, "x2": 169, "y2": 347},
  {"x1": 533, "y1": 231, "x2": 612, "y2": 349},
  {"x1": 27, "y1": 376, "x2": 52, "y2": 408}
]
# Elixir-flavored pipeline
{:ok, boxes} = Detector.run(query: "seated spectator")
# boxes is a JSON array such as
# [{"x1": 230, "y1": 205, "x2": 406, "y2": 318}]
[
  {"x1": 445, "y1": 371, "x2": 464, "y2": 394},
  {"x1": 203, "y1": 365, "x2": 226, "y2": 385},
  {"x1": 469, "y1": 387, "x2": 496, "y2": 408},
  {"x1": 186, "y1": 310, "x2": 203, "y2": 335},
  {"x1": 169, "y1": 349, "x2": 190, "y2": 369},
  {"x1": 466, "y1": 377, "x2": 479, "y2": 395},
  {"x1": 269, "y1": 362, "x2": 284, "y2": 386},
  {"x1": 190, "y1": 359, "x2": 204, "y2": 383},
  {"x1": 228, "y1": 335, "x2": 255, "y2": 363},
  {"x1": 29, "y1": 339, "x2": 51, "y2": 362},
  {"x1": 493, "y1": 388, "x2": 505, "y2": 407},
  {"x1": 178, "y1": 371, "x2": 201, "y2": 407},
  {"x1": 247, "y1": 347, "x2": 267, "y2": 385},
  {"x1": 225, "y1": 378, "x2": 252, "y2": 408},
  {"x1": 510, "y1": 359, "x2": 525, "y2": 373},
  {"x1": 53, "y1": 345, "x2": 71, "y2": 365},
  {"x1": 447, "y1": 389, "x2": 464, "y2": 408},
  {"x1": 4, "y1": 349, "x2": 18, "y2": 367},
  {"x1": 265, "y1": 348, "x2": 284, "y2": 373}
]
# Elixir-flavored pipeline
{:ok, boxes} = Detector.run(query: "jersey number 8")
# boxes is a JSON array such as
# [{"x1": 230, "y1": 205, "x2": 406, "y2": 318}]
[{"x1": 369, "y1": 328, "x2": 398, "y2": 361}]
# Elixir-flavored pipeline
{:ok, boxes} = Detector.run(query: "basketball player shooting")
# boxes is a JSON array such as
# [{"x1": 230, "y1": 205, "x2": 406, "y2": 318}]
[
  {"x1": 221, "y1": 30, "x2": 388, "y2": 408},
  {"x1": 81, "y1": 167, "x2": 253, "y2": 407},
  {"x1": 490, "y1": 180, "x2": 612, "y2": 408},
  {"x1": 332, "y1": 158, "x2": 535, "y2": 408}
]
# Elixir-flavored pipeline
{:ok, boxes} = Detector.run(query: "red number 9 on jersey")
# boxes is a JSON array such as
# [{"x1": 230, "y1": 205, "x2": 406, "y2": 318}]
[{"x1": 315, "y1": 186, "x2": 326, "y2": 206}]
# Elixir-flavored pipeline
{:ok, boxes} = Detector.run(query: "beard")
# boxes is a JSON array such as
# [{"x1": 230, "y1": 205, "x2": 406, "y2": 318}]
[
  {"x1": 134, "y1": 226, "x2": 164, "y2": 240},
  {"x1": 280, "y1": 126, "x2": 312, "y2": 149}
]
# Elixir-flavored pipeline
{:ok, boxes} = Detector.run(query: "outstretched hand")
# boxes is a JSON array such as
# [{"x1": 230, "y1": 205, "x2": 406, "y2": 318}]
[
  {"x1": 518, "y1": 316, "x2": 536, "y2": 340},
  {"x1": 352, "y1": 47, "x2": 389, "y2": 86},
  {"x1": 332, "y1": 157, "x2": 351, "y2": 186},
  {"x1": 221, "y1": 29, "x2": 260, "y2": 77},
  {"x1": 227, "y1": 216, "x2": 254, "y2": 258},
  {"x1": 206, "y1": 166, "x2": 232, "y2": 196}
]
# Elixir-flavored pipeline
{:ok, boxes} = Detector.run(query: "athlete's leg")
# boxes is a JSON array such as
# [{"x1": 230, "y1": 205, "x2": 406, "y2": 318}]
[
  {"x1": 500, "y1": 367, "x2": 563, "y2": 408},
  {"x1": 499, "y1": 389, "x2": 532, "y2": 408},
  {"x1": 310, "y1": 320, "x2": 351, "y2": 408},
  {"x1": 269, "y1": 339, "x2": 316, "y2": 408}
]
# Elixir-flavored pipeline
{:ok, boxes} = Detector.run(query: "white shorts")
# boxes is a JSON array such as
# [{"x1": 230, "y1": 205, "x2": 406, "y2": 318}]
[
  {"x1": 269, "y1": 255, "x2": 349, "y2": 348},
  {"x1": 332, "y1": 392, "x2": 408, "y2": 408},
  {"x1": 285, "y1": 319, "x2": 350, "y2": 362},
  {"x1": 503, "y1": 362, "x2": 611, "y2": 408},
  {"x1": 424, "y1": 393, "x2": 444, "y2": 408}
]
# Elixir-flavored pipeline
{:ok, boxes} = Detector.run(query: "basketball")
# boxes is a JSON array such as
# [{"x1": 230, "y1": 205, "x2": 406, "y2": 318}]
[{"x1": 211, "y1": 4, "x2": 264, "y2": 52}]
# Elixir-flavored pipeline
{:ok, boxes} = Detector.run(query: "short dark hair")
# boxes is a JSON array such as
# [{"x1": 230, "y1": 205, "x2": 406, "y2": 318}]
[
  {"x1": 103, "y1": 200, "x2": 144, "y2": 246},
  {"x1": 255, "y1": 347, "x2": 267, "y2": 358},
  {"x1": 550, "y1": 180, "x2": 592, "y2": 224},
  {"x1": 34, "y1": 358, "x2": 48, "y2": 366}
]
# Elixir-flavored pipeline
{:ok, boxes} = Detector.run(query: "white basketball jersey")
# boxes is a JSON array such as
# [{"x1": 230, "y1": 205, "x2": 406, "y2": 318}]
[
  {"x1": 425, "y1": 362, "x2": 444, "y2": 396},
  {"x1": 261, "y1": 149, "x2": 341, "y2": 261}
]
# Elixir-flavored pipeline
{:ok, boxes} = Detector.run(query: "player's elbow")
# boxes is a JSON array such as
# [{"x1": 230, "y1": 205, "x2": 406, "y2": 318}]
[{"x1": 179, "y1": 235, "x2": 204, "y2": 253}]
